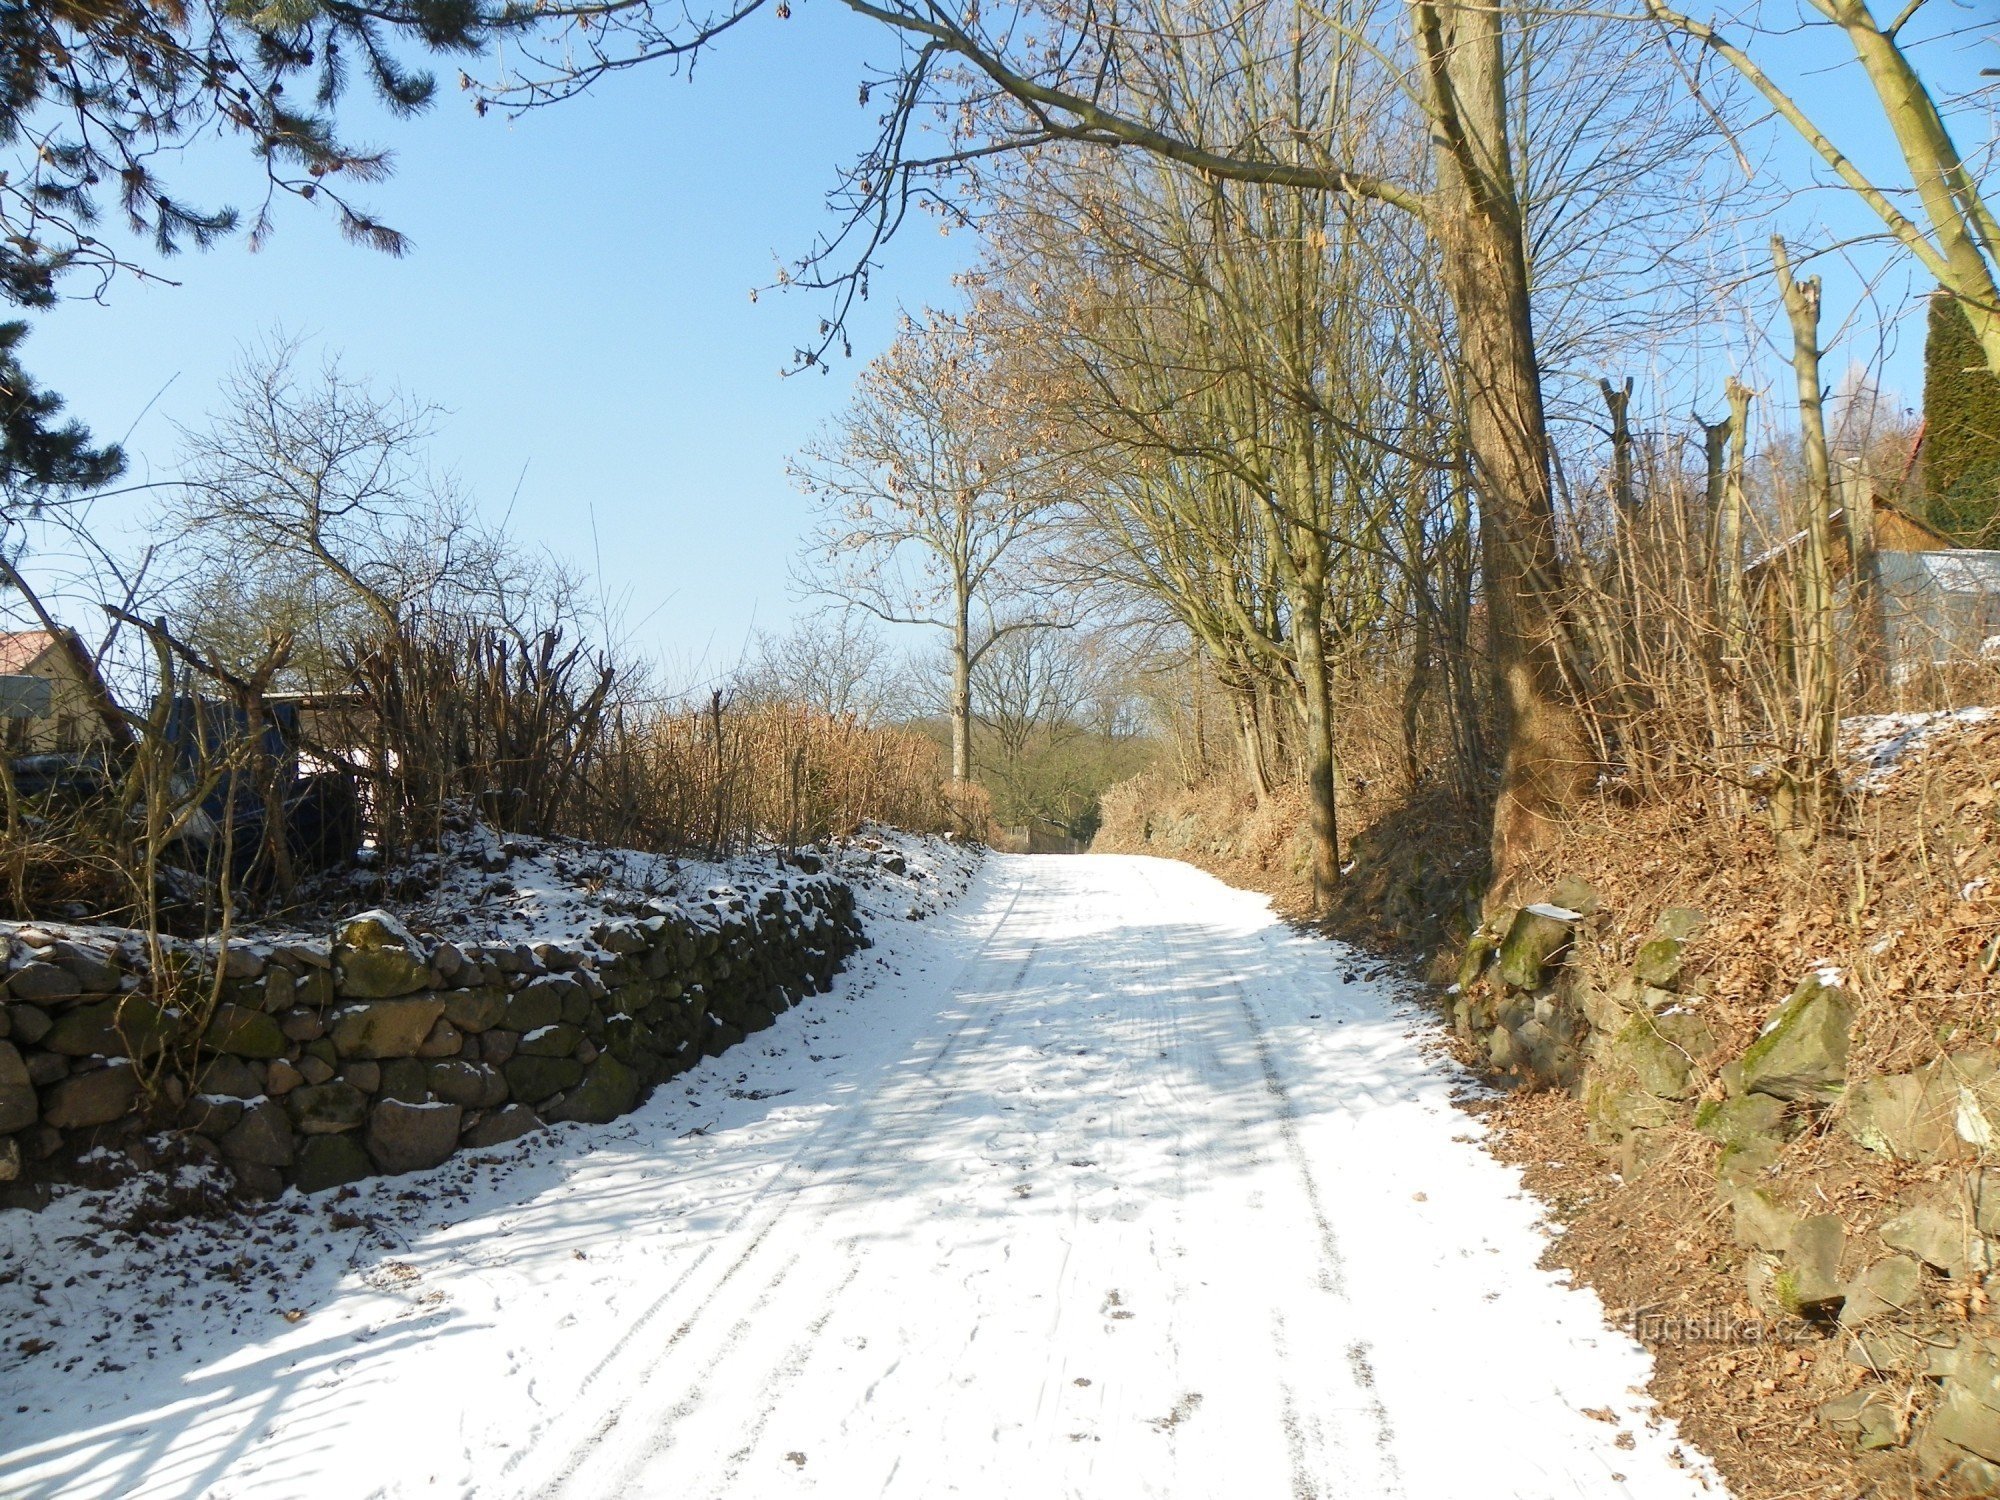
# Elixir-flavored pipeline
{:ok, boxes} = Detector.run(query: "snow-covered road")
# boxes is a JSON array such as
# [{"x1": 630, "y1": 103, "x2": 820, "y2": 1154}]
[{"x1": 1, "y1": 853, "x2": 1721, "y2": 1499}]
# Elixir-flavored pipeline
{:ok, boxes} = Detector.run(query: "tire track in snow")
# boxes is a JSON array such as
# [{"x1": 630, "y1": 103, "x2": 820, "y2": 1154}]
[
  {"x1": 513, "y1": 863, "x2": 1064, "y2": 1498},
  {"x1": 1135, "y1": 864, "x2": 1402, "y2": 1499}
]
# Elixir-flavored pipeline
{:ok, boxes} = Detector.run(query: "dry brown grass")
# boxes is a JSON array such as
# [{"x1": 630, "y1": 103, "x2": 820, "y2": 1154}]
[
  {"x1": 1475, "y1": 1089, "x2": 1939, "y2": 1500},
  {"x1": 1499, "y1": 714, "x2": 2000, "y2": 1084},
  {"x1": 1457, "y1": 715, "x2": 2000, "y2": 1500},
  {"x1": 588, "y1": 700, "x2": 989, "y2": 856}
]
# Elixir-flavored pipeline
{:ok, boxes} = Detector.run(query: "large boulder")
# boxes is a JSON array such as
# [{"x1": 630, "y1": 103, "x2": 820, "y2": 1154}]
[
  {"x1": 364, "y1": 1098, "x2": 462, "y2": 1175},
  {"x1": 0, "y1": 1041, "x2": 36, "y2": 1132},
  {"x1": 1735, "y1": 973, "x2": 1853, "y2": 1105},
  {"x1": 293, "y1": 1133, "x2": 373, "y2": 1195},
  {"x1": 201, "y1": 1003, "x2": 287, "y2": 1059},
  {"x1": 329, "y1": 998, "x2": 446, "y2": 1059},
  {"x1": 333, "y1": 911, "x2": 431, "y2": 999},
  {"x1": 549, "y1": 1055, "x2": 639, "y2": 1125},
  {"x1": 41, "y1": 1064, "x2": 139, "y2": 1128},
  {"x1": 1495, "y1": 904, "x2": 1578, "y2": 991},
  {"x1": 286, "y1": 1081, "x2": 368, "y2": 1135}
]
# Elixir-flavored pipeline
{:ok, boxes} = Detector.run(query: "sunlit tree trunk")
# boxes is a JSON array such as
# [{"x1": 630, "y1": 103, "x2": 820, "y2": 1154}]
[{"x1": 1415, "y1": 0, "x2": 1593, "y2": 901}]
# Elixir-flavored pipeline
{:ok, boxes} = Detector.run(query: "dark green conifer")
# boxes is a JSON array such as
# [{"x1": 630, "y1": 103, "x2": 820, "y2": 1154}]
[{"x1": 1922, "y1": 290, "x2": 2000, "y2": 543}]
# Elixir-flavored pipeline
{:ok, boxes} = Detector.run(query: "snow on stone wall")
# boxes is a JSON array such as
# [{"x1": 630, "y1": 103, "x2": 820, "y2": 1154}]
[{"x1": 0, "y1": 862, "x2": 868, "y2": 1203}]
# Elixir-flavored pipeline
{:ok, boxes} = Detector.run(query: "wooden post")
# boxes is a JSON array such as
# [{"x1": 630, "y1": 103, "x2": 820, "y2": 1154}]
[
  {"x1": 1840, "y1": 458, "x2": 1887, "y2": 700},
  {"x1": 1773, "y1": 236, "x2": 1840, "y2": 852}
]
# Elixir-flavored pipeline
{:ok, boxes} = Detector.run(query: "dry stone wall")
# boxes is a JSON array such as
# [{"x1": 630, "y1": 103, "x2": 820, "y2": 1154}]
[
  {"x1": 1453, "y1": 888, "x2": 2000, "y2": 1493},
  {"x1": 0, "y1": 867, "x2": 864, "y2": 1203}
]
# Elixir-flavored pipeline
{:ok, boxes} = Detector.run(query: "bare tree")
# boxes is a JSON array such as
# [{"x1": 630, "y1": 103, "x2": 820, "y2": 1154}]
[
  {"x1": 1646, "y1": 0, "x2": 2000, "y2": 374},
  {"x1": 167, "y1": 336, "x2": 566, "y2": 677},
  {"x1": 791, "y1": 312, "x2": 1067, "y2": 781},
  {"x1": 735, "y1": 612, "x2": 898, "y2": 723},
  {"x1": 486, "y1": 0, "x2": 1734, "y2": 894}
]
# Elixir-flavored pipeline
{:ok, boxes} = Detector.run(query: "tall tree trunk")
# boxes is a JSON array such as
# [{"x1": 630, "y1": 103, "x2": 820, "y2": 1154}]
[
  {"x1": 1403, "y1": 594, "x2": 1433, "y2": 790},
  {"x1": 950, "y1": 582, "x2": 973, "y2": 782},
  {"x1": 1840, "y1": 456, "x2": 1886, "y2": 700},
  {"x1": 1292, "y1": 569, "x2": 1341, "y2": 911},
  {"x1": 1713, "y1": 376, "x2": 1753, "y2": 665},
  {"x1": 1827, "y1": 0, "x2": 2000, "y2": 375},
  {"x1": 1233, "y1": 688, "x2": 1275, "y2": 804},
  {"x1": 1774, "y1": 236, "x2": 1840, "y2": 853},
  {"x1": 1415, "y1": 0, "x2": 1593, "y2": 902}
]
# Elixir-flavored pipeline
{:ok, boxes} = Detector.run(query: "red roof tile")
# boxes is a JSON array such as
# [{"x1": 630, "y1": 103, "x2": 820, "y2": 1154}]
[{"x1": 0, "y1": 629, "x2": 57, "y2": 676}]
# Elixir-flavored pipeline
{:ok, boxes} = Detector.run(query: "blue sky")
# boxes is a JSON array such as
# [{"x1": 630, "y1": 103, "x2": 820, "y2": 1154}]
[
  {"x1": 27, "y1": 3, "x2": 970, "y2": 686},
  {"x1": 15, "y1": 1, "x2": 1993, "y2": 685}
]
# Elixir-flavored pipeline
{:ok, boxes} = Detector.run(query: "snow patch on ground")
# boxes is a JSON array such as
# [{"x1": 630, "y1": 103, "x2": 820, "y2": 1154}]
[
  {"x1": 1844, "y1": 706, "x2": 1995, "y2": 789},
  {"x1": 0, "y1": 849, "x2": 1721, "y2": 1500}
]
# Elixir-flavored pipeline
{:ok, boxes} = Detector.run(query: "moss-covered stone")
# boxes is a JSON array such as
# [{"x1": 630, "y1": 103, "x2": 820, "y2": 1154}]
[
  {"x1": 1585, "y1": 1074, "x2": 1680, "y2": 1140},
  {"x1": 427, "y1": 1060, "x2": 506, "y2": 1109},
  {"x1": 548, "y1": 1055, "x2": 639, "y2": 1125},
  {"x1": 1607, "y1": 1015, "x2": 1701, "y2": 1101},
  {"x1": 500, "y1": 983, "x2": 565, "y2": 1035},
  {"x1": 201, "y1": 1003, "x2": 287, "y2": 1059},
  {"x1": 43, "y1": 997, "x2": 180, "y2": 1058},
  {"x1": 504, "y1": 1054, "x2": 585, "y2": 1102},
  {"x1": 1496, "y1": 904, "x2": 1578, "y2": 991},
  {"x1": 333, "y1": 910, "x2": 431, "y2": 999},
  {"x1": 364, "y1": 1097, "x2": 461, "y2": 1174},
  {"x1": 1737, "y1": 974, "x2": 1853, "y2": 1105},
  {"x1": 442, "y1": 986, "x2": 507, "y2": 1034},
  {"x1": 286, "y1": 1080, "x2": 368, "y2": 1134},
  {"x1": 293, "y1": 1133, "x2": 373, "y2": 1194},
  {"x1": 377, "y1": 1056, "x2": 429, "y2": 1104},
  {"x1": 462, "y1": 1103, "x2": 543, "y2": 1149},
  {"x1": 517, "y1": 1022, "x2": 582, "y2": 1058},
  {"x1": 329, "y1": 998, "x2": 446, "y2": 1059},
  {"x1": 1632, "y1": 936, "x2": 1686, "y2": 989},
  {"x1": 1455, "y1": 928, "x2": 1500, "y2": 991}
]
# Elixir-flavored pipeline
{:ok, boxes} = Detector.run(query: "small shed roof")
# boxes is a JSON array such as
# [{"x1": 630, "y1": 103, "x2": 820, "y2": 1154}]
[{"x1": 1746, "y1": 492, "x2": 1955, "y2": 578}]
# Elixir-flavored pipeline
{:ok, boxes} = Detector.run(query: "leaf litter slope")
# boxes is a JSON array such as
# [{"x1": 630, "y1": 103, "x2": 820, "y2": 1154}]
[{"x1": 0, "y1": 850, "x2": 1723, "y2": 1499}]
